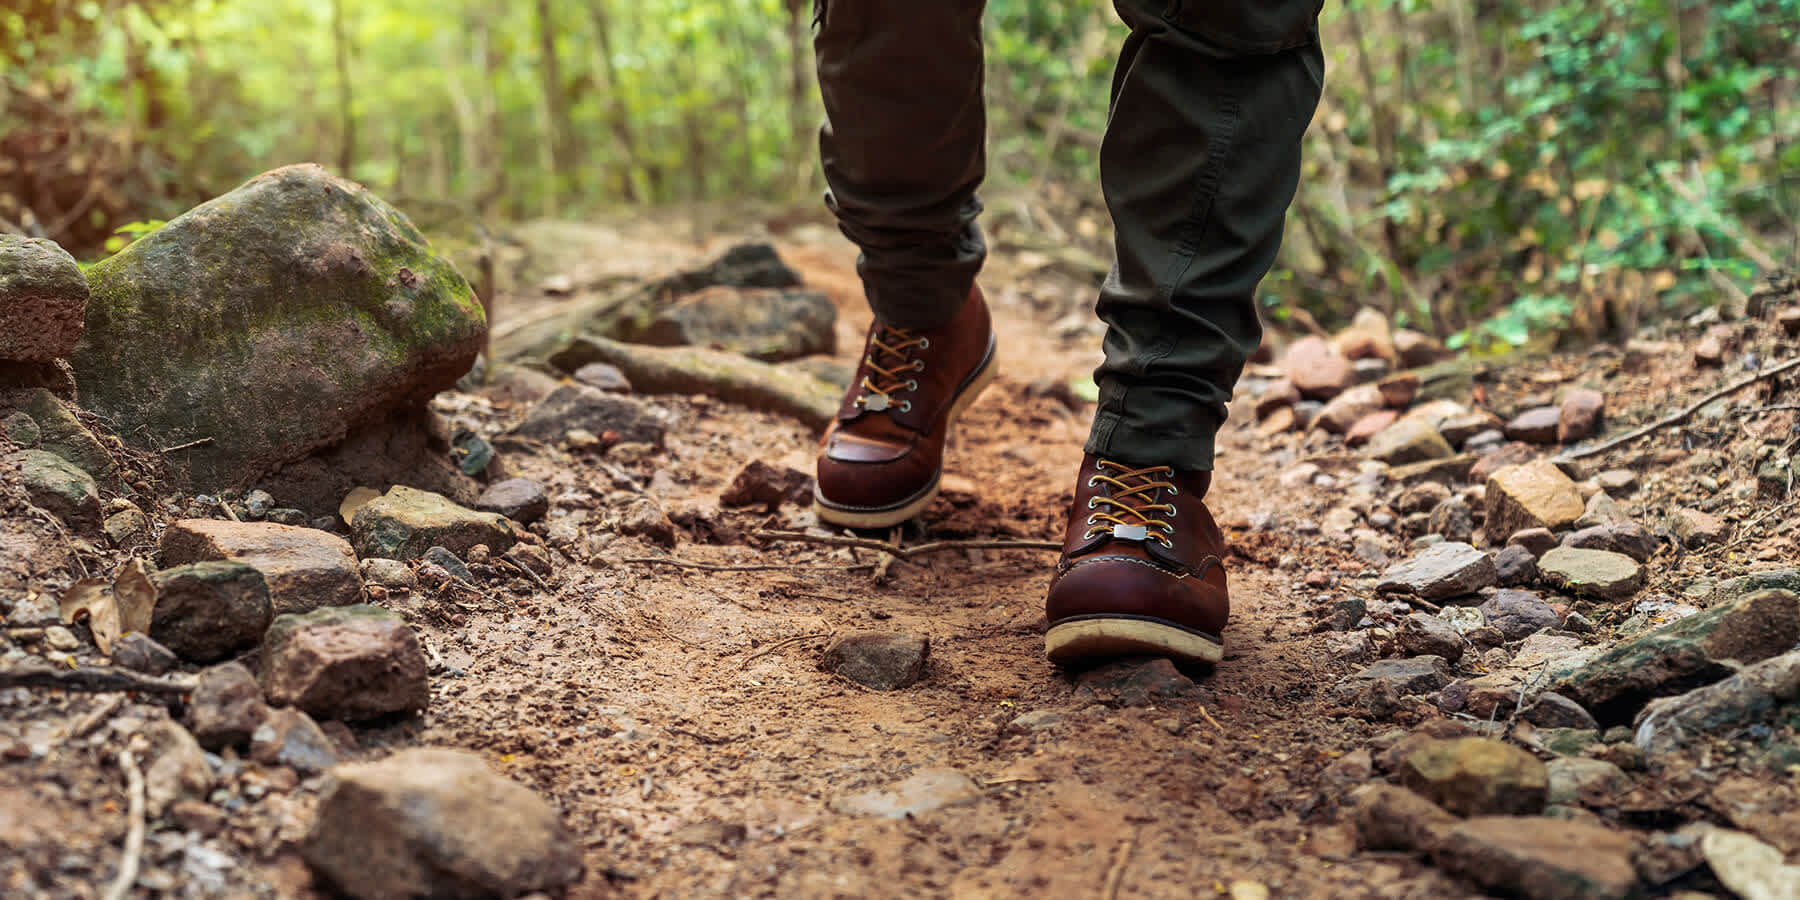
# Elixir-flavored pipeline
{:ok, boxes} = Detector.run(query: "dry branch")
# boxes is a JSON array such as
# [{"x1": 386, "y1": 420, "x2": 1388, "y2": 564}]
[
  {"x1": 1558, "y1": 357, "x2": 1800, "y2": 461},
  {"x1": 751, "y1": 530, "x2": 1062, "y2": 560},
  {"x1": 0, "y1": 660, "x2": 196, "y2": 696},
  {"x1": 101, "y1": 742, "x2": 146, "y2": 900}
]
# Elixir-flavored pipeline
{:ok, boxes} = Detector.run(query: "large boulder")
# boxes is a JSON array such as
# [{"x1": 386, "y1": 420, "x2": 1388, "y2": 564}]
[
  {"x1": 0, "y1": 235, "x2": 88, "y2": 362},
  {"x1": 69, "y1": 164, "x2": 485, "y2": 490}
]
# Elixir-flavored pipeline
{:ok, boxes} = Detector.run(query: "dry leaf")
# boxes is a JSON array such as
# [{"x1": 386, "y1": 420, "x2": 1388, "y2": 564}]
[
  {"x1": 340, "y1": 486, "x2": 381, "y2": 527},
  {"x1": 60, "y1": 577, "x2": 120, "y2": 655},
  {"x1": 113, "y1": 558, "x2": 156, "y2": 637}
]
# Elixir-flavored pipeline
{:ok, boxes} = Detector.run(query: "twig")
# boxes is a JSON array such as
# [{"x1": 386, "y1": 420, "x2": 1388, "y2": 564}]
[
  {"x1": 0, "y1": 661, "x2": 196, "y2": 696},
  {"x1": 1195, "y1": 705, "x2": 1226, "y2": 735},
  {"x1": 69, "y1": 694, "x2": 127, "y2": 740},
  {"x1": 740, "y1": 631, "x2": 830, "y2": 668},
  {"x1": 158, "y1": 437, "x2": 213, "y2": 454},
  {"x1": 621, "y1": 556, "x2": 873, "y2": 573},
  {"x1": 666, "y1": 726, "x2": 735, "y2": 746},
  {"x1": 752, "y1": 530, "x2": 1061, "y2": 560},
  {"x1": 1102, "y1": 828, "x2": 1139, "y2": 900},
  {"x1": 102, "y1": 740, "x2": 146, "y2": 900},
  {"x1": 1558, "y1": 357, "x2": 1800, "y2": 461},
  {"x1": 872, "y1": 527, "x2": 902, "y2": 584}
]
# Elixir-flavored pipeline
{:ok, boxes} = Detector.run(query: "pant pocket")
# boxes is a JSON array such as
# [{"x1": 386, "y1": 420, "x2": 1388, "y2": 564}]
[{"x1": 1161, "y1": 0, "x2": 1323, "y2": 55}]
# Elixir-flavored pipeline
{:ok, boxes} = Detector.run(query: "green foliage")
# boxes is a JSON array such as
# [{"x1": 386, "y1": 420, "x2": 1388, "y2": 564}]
[{"x1": 103, "y1": 220, "x2": 167, "y2": 255}]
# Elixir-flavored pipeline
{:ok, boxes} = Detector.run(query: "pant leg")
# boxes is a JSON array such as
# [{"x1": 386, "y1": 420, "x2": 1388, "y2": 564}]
[
  {"x1": 1085, "y1": 0, "x2": 1325, "y2": 472},
  {"x1": 814, "y1": 0, "x2": 988, "y2": 331}
]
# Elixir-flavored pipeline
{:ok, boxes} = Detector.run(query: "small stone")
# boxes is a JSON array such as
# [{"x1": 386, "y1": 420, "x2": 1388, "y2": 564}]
[
  {"x1": 1345, "y1": 410, "x2": 1400, "y2": 447},
  {"x1": 1668, "y1": 508, "x2": 1729, "y2": 549},
  {"x1": 1574, "y1": 491, "x2": 1627, "y2": 529},
  {"x1": 160, "y1": 519, "x2": 364, "y2": 616},
  {"x1": 1284, "y1": 336, "x2": 1353, "y2": 400},
  {"x1": 1524, "y1": 692, "x2": 1599, "y2": 730},
  {"x1": 148, "y1": 561, "x2": 273, "y2": 663},
  {"x1": 186, "y1": 662, "x2": 270, "y2": 751},
  {"x1": 1494, "y1": 545, "x2": 1541, "y2": 587},
  {"x1": 514, "y1": 383, "x2": 666, "y2": 447},
  {"x1": 103, "y1": 508, "x2": 150, "y2": 548},
  {"x1": 833, "y1": 768, "x2": 981, "y2": 819},
  {"x1": 1694, "y1": 334, "x2": 1725, "y2": 367},
  {"x1": 1334, "y1": 656, "x2": 1452, "y2": 703},
  {"x1": 1255, "y1": 405, "x2": 1297, "y2": 436},
  {"x1": 1348, "y1": 783, "x2": 1457, "y2": 851},
  {"x1": 1557, "y1": 389, "x2": 1605, "y2": 443},
  {"x1": 1365, "y1": 417, "x2": 1454, "y2": 465},
  {"x1": 9, "y1": 448, "x2": 100, "y2": 530},
  {"x1": 1464, "y1": 429, "x2": 1508, "y2": 454},
  {"x1": 1505, "y1": 406, "x2": 1563, "y2": 444},
  {"x1": 1007, "y1": 710, "x2": 1065, "y2": 733},
  {"x1": 1315, "y1": 383, "x2": 1385, "y2": 434},
  {"x1": 1538, "y1": 548, "x2": 1644, "y2": 601},
  {"x1": 1777, "y1": 307, "x2": 1800, "y2": 338},
  {"x1": 1333, "y1": 308, "x2": 1398, "y2": 364},
  {"x1": 1431, "y1": 816, "x2": 1640, "y2": 900},
  {"x1": 251, "y1": 707, "x2": 340, "y2": 775},
  {"x1": 1486, "y1": 460, "x2": 1585, "y2": 541},
  {"x1": 1594, "y1": 470, "x2": 1638, "y2": 497},
  {"x1": 1561, "y1": 522, "x2": 1658, "y2": 563},
  {"x1": 719, "y1": 460, "x2": 814, "y2": 511},
  {"x1": 1076, "y1": 657, "x2": 1196, "y2": 707},
  {"x1": 267, "y1": 508, "x2": 309, "y2": 526},
  {"x1": 1427, "y1": 497, "x2": 1475, "y2": 544},
  {"x1": 502, "y1": 543, "x2": 553, "y2": 578},
  {"x1": 422, "y1": 546, "x2": 473, "y2": 582},
  {"x1": 609, "y1": 495, "x2": 677, "y2": 546},
  {"x1": 1546, "y1": 757, "x2": 1629, "y2": 806},
  {"x1": 1398, "y1": 737, "x2": 1548, "y2": 816},
  {"x1": 572, "y1": 361, "x2": 632, "y2": 392},
  {"x1": 473, "y1": 478, "x2": 549, "y2": 524},
  {"x1": 358, "y1": 558, "x2": 416, "y2": 591},
  {"x1": 1396, "y1": 481, "x2": 1451, "y2": 516},
  {"x1": 141, "y1": 718, "x2": 214, "y2": 818},
  {"x1": 302, "y1": 748, "x2": 583, "y2": 899},
  {"x1": 1377, "y1": 372, "x2": 1420, "y2": 408},
  {"x1": 819, "y1": 632, "x2": 929, "y2": 691},
  {"x1": 1376, "y1": 542, "x2": 1496, "y2": 601},
  {"x1": 1506, "y1": 527, "x2": 1558, "y2": 556},
  {"x1": 110, "y1": 632, "x2": 177, "y2": 675},
  {"x1": 1394, "y1": 329, "x2": 1453, "y2": 368},
  {"x1": 1, "y1": 411, "x2": 39, "y2": 446},
  {"x1": 260, "y1": 604, "x2": 430, "y2": 721},
  {"x1": 1479, "y1": 590, "x2": 1561, "y2": 640},
  {"x1": 1440, "y1": 411, "x2": 1505, "y2": 448},
  {"x1": 43, "y1": 625, "x2": 79, "y2": 651},
  {"x1": 350, "y1": 486, "x2": 516, "y2": 561},
  {"x1": 168, "y1": 800, "x2": 227, "y2": 837},
  {"x1": 1397, "y1": 614, "x2": 1464, "y2": 664},
  {"x1": 1253, "y1": 379, "x2": 1300, "y2": 420}
]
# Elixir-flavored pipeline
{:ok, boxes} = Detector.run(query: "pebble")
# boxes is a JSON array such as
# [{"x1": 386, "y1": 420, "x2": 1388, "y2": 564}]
[
  {"x1": 1504, "y1": 406, "x2": 1563, "y2": 444},
  {"x1": 103, "y1": 508, "x2": 149, "y2": 548},
  {"x1": 1478, "y1": 589, "x2": 1561, "y2": 640},
  {"x1": 1376, "y1": 541, "x2": 1496, "y2": 601},
  {"x1": 359, "y1": 557, "x2": 417, "y2": 591},
  {"x1": 1593, "y1": 469, "x2": 1638, "y2": 497},
  {"x1": 1365, "y1": 418, "x2": 1453, "y2": 465},
  {"x1": 1397, "y1": 613, "x2": 1465, "y2": 664},
  {"x1": 1395, "y1": 481, "x2": 1451, "y2": 516},
  {"x1": 422, "y1": 546, "x2": 474, "y2": 582},
  {"x1": 1668, "y1": 508, "x2": 1729, "y2": 549},
  {"x1": 1283, "y1": 336, "x2": 1353, "y2": 400},
  {"x1": 250, "y1": 707, "x2": 341, "y2": 775},
  {"x1": 512, "y1": 383, "x2": 667, "y2": 447},
  {"x1": 473, "y1": 477, "x2": 550, "y2": 524},
  {"x1": 187, "y1": 662, "x2": 270, "y2": 751},
  {"x1": 1493, "y1": 544, "x2": 1540, "y2": 587},
  {"x1": 350, "y1": 486, "x2": 517, "y2": 561},
  {"x1": 260, "y1": 604, "x2": 430, "y2": 721},
  {"x1": 1485, "y1": 460, "x2": 1585, "y2": 541},
  {"x1": 1537, "y1": 547, "x2": 1644, "y2": 601},
  {"x1": 1426, "y1": 497, "x2": 1474, "y2": 544},
  {"x1": 1545, "y1": 756, "x2": 1629, "y2": 805},
  {"x1": 1560, "y1": 521, "x2": 1657, "y2": 563},
  {"x1": 111, "y1": 632, "x2": 178, "y2": 675},
  {"x1": 1397, "y1": 737, "x2": 1548, "y2": 816},
  {"x1": 719, "y1": 460, "x2": 815, "y2": 510},
  {"x1": 1556, "y1": 389, "x2": 1605, "y2": 443},
  {"x1": 1315, "y1": 383, "x2": 1385, "y2": 434},
  {"x1": 149, "y1": 561, "x2": 273, "y2": 663},
  {"x1": 818, "y1": 632, "x2": 929, "y2": 691}
]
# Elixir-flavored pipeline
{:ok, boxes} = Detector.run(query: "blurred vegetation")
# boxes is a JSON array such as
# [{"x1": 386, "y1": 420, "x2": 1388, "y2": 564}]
[{"x1": 3, "y1": 0, "x2": 1796, "y2": 346}]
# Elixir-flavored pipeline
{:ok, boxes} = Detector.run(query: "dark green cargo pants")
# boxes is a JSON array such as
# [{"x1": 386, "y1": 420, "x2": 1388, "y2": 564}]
[{"x1": 816, "y1": 0, "x2": 1324, "y2": 471}]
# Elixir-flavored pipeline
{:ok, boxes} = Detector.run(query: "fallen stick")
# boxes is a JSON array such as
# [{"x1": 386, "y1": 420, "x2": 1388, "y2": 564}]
[
  {"x1": 752, "y1": 530, "x2": 1062, "y2": 560},
  {"x1": 158, "y1": 437, "x2": 213, "y2": 454},
  {"x1": 101, "y1": 742, "x2": 146, "y2": 900},
  {"x1": 621, "y1": 556, "x2": 873, "y2": 573},
  {"x1": 740, "y1": 631, "x2": 831, "y2": 668},
  {"x1": 0, "y1": 661, "x2": 196, "y2": 696},
  {"x1": 1559, "y1": 357, "x2": 1800, "y2": 461},
  {"x1": 69, "y1": 694, "x2": 126, "y2": 740}
]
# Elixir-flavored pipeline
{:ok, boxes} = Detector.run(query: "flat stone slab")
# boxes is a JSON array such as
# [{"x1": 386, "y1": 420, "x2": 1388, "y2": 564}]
[
  {"x1": 161, "y1": 519, "x2": 363, "y2": 615},
  {"x1": 1377, "y1": 542, "x2": 1496, "y2": 601},
  {"x1": 1538, "y1": 547, "x2": 1644, "y2": 601}
]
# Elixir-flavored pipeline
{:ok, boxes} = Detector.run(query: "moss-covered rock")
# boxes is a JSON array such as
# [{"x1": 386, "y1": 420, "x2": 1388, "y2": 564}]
[
  {"x1": 9, "y1": 448, "x2": 100, "y2": 530},
  {"x1": 351, "y1": 485, "x2": 516, "y2": 561},
  {"x1": 70, "y1": 164, "x2": 485, "y2": 491},
  {"x1": 0, "y1": 235, "x2": 89, "y2": 361},
  {"x1": 8, "y1": 388, "x2": 113, "y2": 479}
]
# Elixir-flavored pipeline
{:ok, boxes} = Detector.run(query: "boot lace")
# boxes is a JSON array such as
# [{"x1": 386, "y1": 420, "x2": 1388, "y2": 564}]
[
  {"x1": 1084, "y1": 460, "x2": 1177, "y2": 548},
  {"x1": 854, "y1": 323, "x2": 928, "y2": 414}
]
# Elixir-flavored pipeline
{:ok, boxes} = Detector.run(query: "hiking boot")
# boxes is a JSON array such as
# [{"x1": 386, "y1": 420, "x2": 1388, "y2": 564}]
[
  {"x1": 1043, "y1": 454, "x2": 1229, "y2": 665},
  {"x1": 814, "y1": 287, "x2": 998, "y2": 529}
]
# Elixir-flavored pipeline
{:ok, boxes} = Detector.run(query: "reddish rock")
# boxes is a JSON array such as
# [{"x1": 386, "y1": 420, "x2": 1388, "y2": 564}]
[
  {"x1": 1377, "y1": 372, "x2": 1420, "y2": 409},
  {"x1": 1557, "y1": 389, "x2": 1605, "y2": 443},
  {"x1": 1468, "y1": 443, "x2": 1540, "y2": 483},
  {"x1": 720, "y1": 460, "x2": 814, "y2": 510},
  {"x1": 1506, "y1": 527, "x2": 1559, "y2": 557},
  {"x1": 1332, "y1": 308, "x2": 1397, "y2": 365},
  {"x1": 1669, "y1": 508, "x2": 1730, "y2": 548},
  {"x1": 1315, "y1": 383, "x2": 1385, "y2": 434},
  {"x1": 1284, "y1": 336, "x2": 1353, "y2": 400},
  {"x1": 1254, "y1": 379, "x2": 1301, "y2": 420},
  {"x1": 1345, "y1": 410, "x2": 1400, "y2": 446},
  {"x1": 260, "y1": 604, "x2": 429, "y2": 721},
  {"x1": 1394, "y1": 329, "x2": 1454, "y2": 368},
  {"x1": 187, "y1": 662, "x2": 270, "y2": 751},
  {"x1": 161, "y1": 519, "x2": 364, "y2": 616},
  {"x1": 1504, "y1": 406, "x2": 1563, "y2": 444}
]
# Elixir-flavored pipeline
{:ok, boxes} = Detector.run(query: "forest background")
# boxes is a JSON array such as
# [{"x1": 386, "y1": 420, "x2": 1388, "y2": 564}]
[{"x1": 2, "y1": 0, "x2": 1797, "y2": 351}]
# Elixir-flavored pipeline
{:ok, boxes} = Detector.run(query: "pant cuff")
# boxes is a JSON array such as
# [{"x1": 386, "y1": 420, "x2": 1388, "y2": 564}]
[{"x1": 1085, "y1": 409, "x2": 1221, "y2": 472}]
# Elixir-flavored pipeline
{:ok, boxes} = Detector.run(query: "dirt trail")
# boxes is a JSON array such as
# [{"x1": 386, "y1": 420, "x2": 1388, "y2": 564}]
[{"x1": 409, "y1": 235, "x2": 1465, "y2": 898}]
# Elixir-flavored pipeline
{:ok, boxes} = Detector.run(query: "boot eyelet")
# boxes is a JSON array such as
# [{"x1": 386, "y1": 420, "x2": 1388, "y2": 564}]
[
  {"x1": 1086, "y1": 497, "x2": 1098, "y2": 509},
  {"x1": 1168, "y1": 485, "x2": 1179, "y2": 495},
  {"x1": 899, "y1": 401, "x2": 913, "y2": 413},
  {"x1": 1084, "y1": 515, "x2": 1097, "y2": 526},
  {"x1": 1086, "y1": 476, "x2": 1098, "y2": 488},
  {"x1": 912, "y1": 360, "x2": 925, "y2": 371},
  {"x1": 905, "y1": 379, "x2": 918, "y2": 392},
  {"x1": 918, "y1": 338, "x2": 930, "y2": 349}
]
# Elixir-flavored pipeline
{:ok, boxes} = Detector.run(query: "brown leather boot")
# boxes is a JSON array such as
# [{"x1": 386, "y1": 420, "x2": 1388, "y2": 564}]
[
  {"x1": 1043, "y1": 454, "x2": 1229, "y2": 665},
  {"x1": 814, "y1": 288, "x2": 998, "y2": 528}
]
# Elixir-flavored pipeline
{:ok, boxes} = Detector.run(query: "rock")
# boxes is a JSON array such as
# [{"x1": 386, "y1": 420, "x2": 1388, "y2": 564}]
[
  {"x1": 1561, "y1": 522, "x2": 1658, "y2": 563},
  {"x1": 1377, "y1": 542, "x2": 1496, "y2": 601},
  {"x1": 302, "y1": 747, "x2": 583, "y2": 900},
  {"x1": 472, "y1": 478, "x2": 549, "y2": 525},
  {"x1": 148, "y1": 561, "x2": 273, "y2": 663},
  {"x1": 1668, "y1": 508, "x2": 1729, "y2": 549},
  {"x1": 187, "y1": 662, "x2": 271, "y2": 751},
  {"x1": 160, "y1": 519, "x2": 364, "y2": 616},
  {"x1": 111, "y1": 632, "x2": 177, "y2": 675},
  {"x1": 638, "y1": 285, "x2": 836, "y2": 363},
  {"x1": 1394, "y1": 329, "x2": 1453, "y2": 368},
  {"x1": 1574, "y1": 491, "x2": 1628, "y2": 529},
  {"x1": 358, "y1": 558, "x2": 416, "y2": 591},
  {"x1": 819, "y1": 632, "x2": 929, "y2": 691},
  {"x1": 1694, "y1": 334, "x2": 1725, "y2": 367},
  {"x1": 351, "y1": 485, "x2": 516, "y2": 561},
  {"x1": 1508, "y1": 527, "x2": 1558, "y2": 556},
  {"x1": 9, "y1": 449, "x2": 100, "y2": 530},
  {"x1": 1778, "y1": 307, "x2": 1800, "y2": 338},
  {"x1": 1345, "y1": 410, "x2": 1400, "y2": 447},
  {"x1": 1538, "y1": 548, "x2": 1644, "y2": 601},
  {"x1": 1558, "y1": 389, "x2": 1605, "y2": 443},
  {"x1": 422, "y1": 546, "x2": 473, "y2": 581},
  {"x1": 1348, "y1": 783, "x2": 1457, "y2": 851},
  {"x1": 70, "y1": 165, "x2": 484, "y2": 491},
  {"x1": 719, "y1": 460, "x2": 814, "y2": 511},
  {"x1": 1440, "y1": 411, "x2": 1504, "y2": 448},
  {"x1": 607, "y1": 495, "x2": 677, "y2": 546},
  {"x1": 502, "y1": 543, "x2": 553, "y2": 579},
  {"x1": 1397, "y1": 614, "x2": 1465, "y2": 664},
  {"x1": 1076, "y1": 657, "x2": 1197, "y2": 707},
  {"x1": 260, "y1": 604, "x2": 429, "y2": 721},
  {"x1": 1486, "y1": 460, "x2": 1585, "y2": 541},
  {"x1": 1558, "y1": 589, "x2": 1800, "y2": 724},
  {"x1": 1480, "y1": 590, "x2": 1561, "y2": 640},
  {"x1": 568, "y1": 361, "x2": 629, "y2": 392},
  {"x1": 1315, "y1": 383, "x2": 1384, "y2": 434},
  {"x1": 1, "y1": 410, "x2": 36, "y2": 445},
  {"x1": 1699, "y1": 827, "x2": 1800, "y2": 900},
  {"x1": 1365, "y1": 417, "x2": 1454, "y2": 465},
  {"x1": 1396, "y1": 481, "x2": 1451, "y2": 516},
  {"x1": 1254, "y1": 379, "x2": 1300, "y2": 420},
  {"x1": 1495, "y1": 545, "x2": 1541, "y2": 587},
  {"x1": 0, "y1": 235, "x2": 89, "y2": 361},
  {"x1": 1334, "y1": 656, "x2": 1452, "y2": 703},
  {"x1": 833, "y1": 768, "x2": 982, "y2": 819},
  {"x1": 1427, "y1": 497, "x2": 1475, "y2": 544},
  {"x1": 251, "y1": 707, "x2": 340, "y2": 775},
  {"x1": 1546, "y1": 757, "x2": 1629, "y2": 806},
  {"x1": 1332, "y1": 308, "x2": 1398, "y2": 365},
  {"x1": 103, "y1": 507, "x2": 149, "y2": 548},
  {"x1": 1432, "y1": 816, "x2": 1641, "y2": 900},
  {"x1": 1593, "y1": 470, "x2": 1638, "y2": 498},
  {"x1": 1633, "y1": 648, "x2": 1800, "y2": 754},
  {"x1": 1505, "y1": 406, "x2": 1563, "y2": 444},
  {"x1": 512, "y1": 383, "x2": 668, "y2": 447},
  {"x1": 1377, "y1": 372, "x2": 1420, "y2": 409},
  {"x1": 1524, "y1": 692, "x2": 1599, "y2": 730},
  {"x1": 1398, "y1": 737, "x2": 1548, "y2": 816},
  {"x1": 1283, "y1": 336, "x2": 1353, "y2": 400},
  {"x1": 141, "y1": 718, "x2": 214, "y2": 818},
  {"x1": 548, "y1": 334, "x2": 841, "y2": 430},
  {"x1": 9, "y1": 388, "x2": 114, "y2": 478}
]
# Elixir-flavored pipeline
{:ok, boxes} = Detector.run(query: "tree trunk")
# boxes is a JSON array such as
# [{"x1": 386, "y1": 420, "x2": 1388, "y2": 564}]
[
  {"x1": 588, "y1": 0, "x2": 645, "y2": 202},
  {"x1": 785, "y1": 0, "x2": 813, "y2": 196},
  {"x1": 331, "y1": 0, "x2": 355, "y2": 177},
  {"x1": 536, "y1": 0, "x2": 575, "y2": 179}
]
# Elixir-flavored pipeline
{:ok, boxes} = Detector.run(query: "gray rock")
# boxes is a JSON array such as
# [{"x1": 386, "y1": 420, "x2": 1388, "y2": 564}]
[
  {"x1": 351, "y1": 486, "x2": 516, "y2": 561},
  {"x1": 187, "y1": 662, "x2": 270, "y2": 751},
  {"x1": 1427, "y1": 497, "x2": 1475, "y2": 543},
  {"x1": 512, "y1": 384, "x2": 667, "y2": 447},
  {"x1": 1593, "y1": 470, "x2": 1637, "y2": 498},
  {"x1": 473, "y1": 477, "x2": 549, "y2": 524},
  {"x1": 1504, "y1": 406, "x2": 1563, "y2": 444},
  {"x1": 1479, "y1": 589, "x2": 1561, "y2": 640},
  {"x1": 148, "y1": 561, "x2": 273, "y2": 663},
  {"x1": 302, "y1": 748, "x2": 583, "y2": 900},
  {"x1": 1545, "y1": 757, "x2": 1629, "y2": 806},
  {"x1": 1395, "y1": 481, "x2": 1451, "y2": 516},
  {"x1": 141, "y1": 718, "x2": 214, "y2": 818},
  {"x1": 571, "y1": 362, "x2": 632, "y2": 392},
  {"x1": 422, "y1": 546, "x2": 473, "y2": 582},
  {"x1": 70, "y1": 165, "x2": 484, "y2": 491},
  {"x1": 607, "y1": 495, "x2": 677, "y2": 547},
  {"x1": 1574, "y1": 491, "x2": 1627, "y2": 529},
  {"x1": 9, "y1": 448, "x2": 100, "y2": 530},
  {"x1": 104, "y1": 507, "x2": 150, "y2": 548},
  {"x1": 1538, "y1": 547, "x2": 1644, "y2": 601},
  {"x1": 358, "y1": 558, "x2": 416, "y2": 591},
  {"x1": 1431, "y1": 816, "x2": 1641, "y2": 900},
  {"x1": 161, "y1": 519, "x2": 364, "y2": 616},
  {"x1": 1376, "y1": 541, "x2": 1496, "y2": 601},
  {"x1": 1507, "y1": 527, "x2": 1559, "y2": 556},
  {"x1": 251, "y1": 707, "x2": 340, "y2": 775},
  {"x1": 1633, "y1": 648, "x2": 1800, "y2": 754},
  {"x1": 111, "y1": 632, "x2": 177, "y2": 675},
  {"x1": 0, "y1": 235, "x2": 89, "y2": 361},
  {"x1": 638, "y1": 286, "x2": 836, "y2": 363},
  {"x1": 1561, "y1": 522, "x2": 1657, "y2": 563},
  {"x1": 1397, "y1": 613, "x2": 1465, "y2": 664},
  {"x1": 5, "y1": 590, "x2": 60, "y2": 627},
  {"x1": 1556, "y1": 589, "x2": 1800, "y2": 724},
  {"x1": 1365, "y1": 418, "x2": 1454, "y2": 465},
  {"x1": 1, "y1": 410, "x2": 37, "y2": 445},
  {"x1": 1494, "y1": 544, "x2": 1541, "y2": 587},
  {"x1": 1334, "y1": 656, "x2": 1452, "y2": 703},
  {"x1": 10, "y1": 389, "x2": 113, "y2": 478},
  {"x1": 1075, "y1": 657, "x2": 1197, "y2": 707},
  {"x1": 1523, "y1": 692, "x2": 1599, "y2": 730},
  {"x1": 819, "y1": 632, "x2": 929, "y2": 691},
  {"x1": 261, "y1": 604, "x2": 429, "y2": 721}
]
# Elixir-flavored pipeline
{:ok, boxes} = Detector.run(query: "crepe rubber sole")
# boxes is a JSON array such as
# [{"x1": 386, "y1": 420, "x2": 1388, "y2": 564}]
[{"x1": 1044, "y1": 615, "x2": 1224, "y2": 666}]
